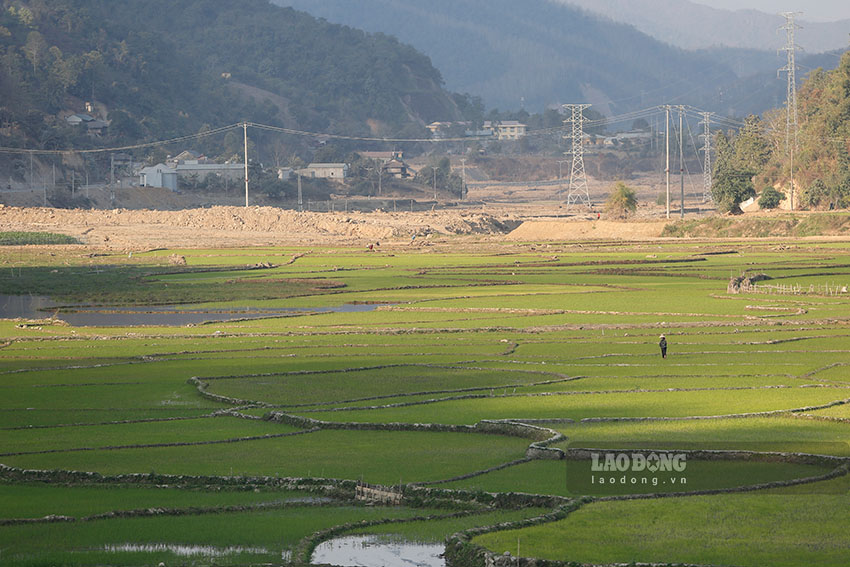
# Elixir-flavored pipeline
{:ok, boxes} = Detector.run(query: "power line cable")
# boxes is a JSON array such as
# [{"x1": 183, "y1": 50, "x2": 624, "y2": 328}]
[{"x1": 0, "y1": 123, "x2": 243, "y2": 155}]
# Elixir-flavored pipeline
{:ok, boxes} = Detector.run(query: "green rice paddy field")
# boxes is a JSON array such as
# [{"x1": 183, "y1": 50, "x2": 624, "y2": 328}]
[{"x1": 1, "y1": 236, "x2": 849, "y2": 566}]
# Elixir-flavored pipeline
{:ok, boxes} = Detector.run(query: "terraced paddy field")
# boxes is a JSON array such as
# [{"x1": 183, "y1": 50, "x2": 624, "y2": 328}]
[{"x1": 1, "y1": 235, "x2": 849, "y2": 566}]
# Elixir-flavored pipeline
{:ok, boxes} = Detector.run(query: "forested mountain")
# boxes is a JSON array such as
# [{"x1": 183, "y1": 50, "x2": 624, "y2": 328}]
[
  {"x1": 560, "y1": 0, "x2": 850, "y2": 53},
  {"x1": 0, "y1": 0, "x2": 462, "y2": 155}
]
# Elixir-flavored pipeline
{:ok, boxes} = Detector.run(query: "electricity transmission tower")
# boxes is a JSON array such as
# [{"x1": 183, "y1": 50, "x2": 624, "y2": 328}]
[
  {"x1": 699, "y1": 112, "x2": 713, "y2": 203},
  {"x1": 563, "y1": 104, "x2": 591, "y2": 207},
  {"x1": 779, "y1": 12, "x2": 802, "y2": 210}
]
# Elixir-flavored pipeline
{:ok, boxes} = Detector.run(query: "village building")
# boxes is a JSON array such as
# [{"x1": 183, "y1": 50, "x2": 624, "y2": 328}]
[
  {"x1": 426, "y1": 121, "x2": 454, "y2": 139},
  {"x1": 277, "y1": 166, "x2": 294, "y2": 180},
  {"x1": 64, "y1": 113, "x2": 109, "y2": 136},
  {"x1": 64, "y1": 113, "x2": 95, "y2": 125},
  {"x1": 482, "y1": 120, "x2": 527, "y2": 140},
  {"x1": 138, "y1": 164, "x2": 178, "y2": 191},
  {"x1": 383, "y1": 158, "x2": 411, "y2": 179},
  {"x1": 167, "y1": 150, "x2": 208, "y2": 167},
  {"x1": 297, "y1": 163, "x2": 349, "y2": 180}
]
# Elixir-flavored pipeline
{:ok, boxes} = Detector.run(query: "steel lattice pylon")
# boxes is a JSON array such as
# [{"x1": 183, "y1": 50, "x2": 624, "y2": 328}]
[
  {"x1": 779, "y1": 12, "x2": 802, "y2": 210},
  {"x1": 699, "y1": 112, "x2": 713, "y2": 203},
  {"x1": 779, "y1": 12, "x2": 801, "y2": 155},
  {"x1": 563, "y1": 104, "x2": 591, "y2": 207}
]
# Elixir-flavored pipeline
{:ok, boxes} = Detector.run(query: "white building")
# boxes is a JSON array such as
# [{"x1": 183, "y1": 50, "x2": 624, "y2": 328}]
[
  {"x1": 297, "y1": 163, "x2": 349, "y2": 180},
  {"x1": 139, "y1": 164, "x2": 178, "y2": 191}
]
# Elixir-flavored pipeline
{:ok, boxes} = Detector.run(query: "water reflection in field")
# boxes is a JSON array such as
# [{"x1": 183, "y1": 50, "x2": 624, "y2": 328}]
[
  {"x1": 312, "y1": 535, "x2": 444, "y2": 567},
  {"x1": 103, "y1": 543, "x2": 268, "y2": 556},
  {"x1": 0, "y1": 294, "x2": 384, "y2": 326}
]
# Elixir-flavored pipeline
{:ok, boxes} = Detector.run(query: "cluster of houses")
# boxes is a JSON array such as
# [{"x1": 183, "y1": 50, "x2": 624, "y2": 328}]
[
  {"x1": 139, "y1": 150, "x2": 413, "y2": 191},
  {"x1": 276, "y1": 151, "x2": 411, "y2": 183},
  {"x1": 426, "y1": 120, "x2": 527, "y2": 141},
  {"x1": 63, "y1": 114, "x2": 108, "y2": 136},
  {"x1": 138, "y1": 151, "x2": 244, "y2": 191}
]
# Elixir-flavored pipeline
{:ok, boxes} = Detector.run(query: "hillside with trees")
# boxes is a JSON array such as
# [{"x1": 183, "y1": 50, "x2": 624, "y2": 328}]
[
  {"x1": 711, "y1": 51, "x2": 850, "y2": 212},
  {"x1": 0, "y1": 0, "x2": 463, "y2": 157}
]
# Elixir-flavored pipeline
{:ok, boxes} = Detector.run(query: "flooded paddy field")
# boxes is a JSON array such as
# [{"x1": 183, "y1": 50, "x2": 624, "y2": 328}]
[{"x1": 1, "y1": 237, "x2": 848, "y2": 566}]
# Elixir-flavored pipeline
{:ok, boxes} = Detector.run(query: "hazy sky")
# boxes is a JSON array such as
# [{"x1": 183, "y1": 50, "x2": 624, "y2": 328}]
[{"x1": 694, "y1": 0, "x2": 850, "y2": 21}]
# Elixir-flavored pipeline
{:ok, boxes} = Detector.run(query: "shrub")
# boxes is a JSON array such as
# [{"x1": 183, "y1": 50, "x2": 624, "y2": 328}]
[
  {"x1": 758, "y1": 187, "x2": 785, "y2": 210},
  {"x1": 605, "y1": 182, "x2": 637, "y2": 218}
]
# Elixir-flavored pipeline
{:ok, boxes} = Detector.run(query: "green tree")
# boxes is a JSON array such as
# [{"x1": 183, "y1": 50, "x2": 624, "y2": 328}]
[
  {"x1": 605, "y1": 181, "x2": 637, "y2": 218},
  {"x1": 713, "y1": 169, "x2": 755, "y2": 214},
  {"x1": 712, "y1": 130, "x2": 757, "y2": 214},
  {"x1": 757, "y1": 187, "x2": 785, "y2": 210},
  {"x1": 733, "y1": 115, "x2": 771, "y2": 172}
]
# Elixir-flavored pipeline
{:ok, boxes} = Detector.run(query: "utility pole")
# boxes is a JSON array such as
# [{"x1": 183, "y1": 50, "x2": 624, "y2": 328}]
[
  {"x1": 372, "y1": 159, "x2": 382, "y2": 197},
  {"x1": 679, "y1": 106, "x2": 685, "y2": 219},
  {"x1": 110, "y1": 153, "x2": 115, "y2": 208},
  {"x1": 297, "y1": 174, "x2": 303, "y2": 212},
  {"x1": 243, "y1": 122, "x2": 249, "y2": 207},
  {"x1": 460, "y1": 158, "x2": 466, "y2": 200},
  {"x1": 665, "y1": 105, "x2": 671, "y2": 219},
  {"x1": 433, "y1": 166, "x2": 437, "y2": 201},
  {"x1": 557, "y1": 159, "x2": 568, "y2": 199},
  {"x1": 779, "y1": 12, "x2": 802, "y2": 211},
  {"x1": 432, "y1": 167, "x2": 437, "y2": 201},
  {"x1": 563, "y1": 103, "x2": 591, "y2": 207},
  {"x1": 700, "y1": 112, "x2": 713, "y2": 203}
]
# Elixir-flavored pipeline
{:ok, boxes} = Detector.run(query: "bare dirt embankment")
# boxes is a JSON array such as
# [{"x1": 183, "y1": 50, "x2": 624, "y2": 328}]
[
  {"x1": 7, "y1": 204, "x2": 850, "y2": 251},
  {"x1": 0, "y1": 206, "x2": 520, "y2": 249},
  {"x1": 506, "y1": 220, "x2": 667, "y2": 240}
]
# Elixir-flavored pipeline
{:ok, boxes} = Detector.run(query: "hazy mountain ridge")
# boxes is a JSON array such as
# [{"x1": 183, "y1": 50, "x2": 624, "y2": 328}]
[
  {"x1": 559, "y1": 0, "x2": 850, "y2": 52},
  {"x1": 279, "y1": 0, "x2": 845, "y2": 118},
  {"x1": 277, "y1": 0, "x2": 742, "y2": 113}
]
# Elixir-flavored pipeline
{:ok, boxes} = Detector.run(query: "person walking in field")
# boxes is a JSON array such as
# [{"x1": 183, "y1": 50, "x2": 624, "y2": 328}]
[{"x1": 659, "y1": 334, "x2": 667, "y2": 359}]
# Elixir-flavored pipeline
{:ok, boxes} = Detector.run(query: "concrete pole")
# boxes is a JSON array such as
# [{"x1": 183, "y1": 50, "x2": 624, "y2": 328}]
[{"x1": 243, "y1": 122, "x2": 249, "y2": 207}]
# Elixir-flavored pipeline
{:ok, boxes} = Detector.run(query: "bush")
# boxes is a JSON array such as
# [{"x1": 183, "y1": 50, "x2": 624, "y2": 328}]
[
  {"x1": 605, "y1": 181, "x2": 637, "y2": 218},
  {"x1": 758, "y1": 187, "x2": 785, "y2": 210}
]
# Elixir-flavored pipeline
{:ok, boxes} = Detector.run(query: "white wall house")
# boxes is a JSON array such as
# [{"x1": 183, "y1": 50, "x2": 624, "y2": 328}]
[
  {"x1": 139, "y1": 164, "x2": 178, "y2": 191},
  {"x1": 298, "y1": 163, "x2": 349, "y2": 180}
]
